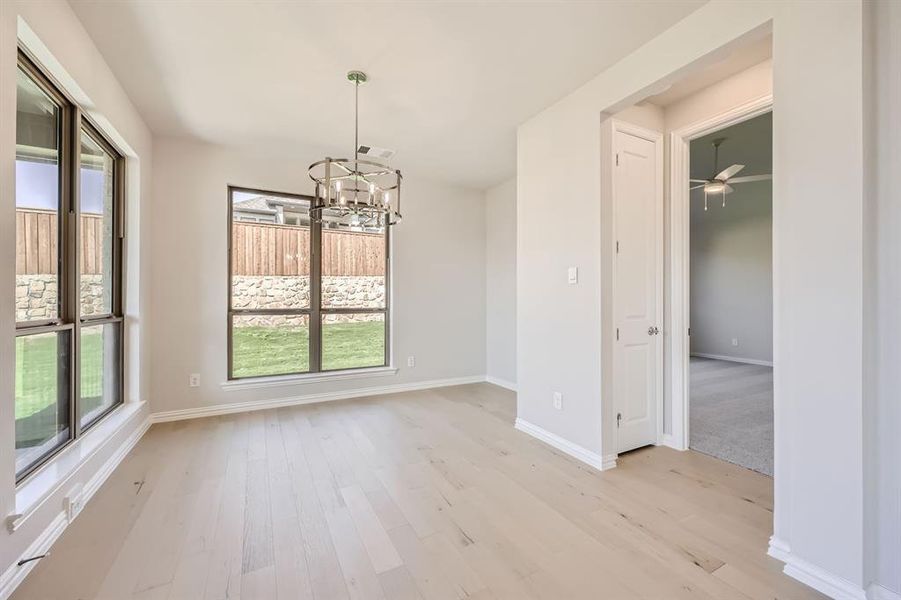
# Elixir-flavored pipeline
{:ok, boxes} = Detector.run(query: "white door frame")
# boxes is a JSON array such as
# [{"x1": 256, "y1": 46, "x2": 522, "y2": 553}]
[
  {"x1": 611, "y1": 119, "x2": 664, "y2": 451},
  {"x1": 668, "y1": 94, "x2": 773, "y2": 451}
]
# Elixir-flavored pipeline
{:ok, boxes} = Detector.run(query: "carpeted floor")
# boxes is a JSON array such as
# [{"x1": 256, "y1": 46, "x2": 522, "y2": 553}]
[{"x1": 689, "y1": 356, "x2": 773, "y2": 476}]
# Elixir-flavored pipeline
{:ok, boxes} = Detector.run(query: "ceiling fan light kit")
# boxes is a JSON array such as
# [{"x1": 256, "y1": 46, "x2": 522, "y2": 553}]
[
  {"x1": 689, "y1": 137, "x2": 771, "y2": 211},
  {"x1": 308, "y1": 70, "x2": 403, "y2": 229}
]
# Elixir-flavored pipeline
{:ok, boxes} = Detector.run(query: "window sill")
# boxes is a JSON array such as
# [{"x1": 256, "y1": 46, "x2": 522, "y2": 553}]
[
  {"x1": 9, "y1": 400, "x2": 146, "y2": 533},
  {"x1": 221, "y1": 366, "x2": 398, "y2": 392}
]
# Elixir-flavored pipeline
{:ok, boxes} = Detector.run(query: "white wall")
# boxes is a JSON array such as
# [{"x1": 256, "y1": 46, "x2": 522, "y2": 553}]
[
  {"x1": 149, "y1": 138, "x2": 486, "y2": 415},
  {"x1": 866, "y1": 0, "x2": 900, "y2": 596},
  {"x1": 0, "y1": 0, "x2": 153, "y2": 588},
  {"x1": 485, "y1": 178, "x2": 516, "y2": 389},
  {"x1": 517, "y1": 2, "x2": 885, "y2": 597}
]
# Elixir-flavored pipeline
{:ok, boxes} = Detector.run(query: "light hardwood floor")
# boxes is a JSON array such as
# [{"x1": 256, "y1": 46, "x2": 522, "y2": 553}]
[{"x1": 12, "y1": 383, "x2": 823, "y2": 600}]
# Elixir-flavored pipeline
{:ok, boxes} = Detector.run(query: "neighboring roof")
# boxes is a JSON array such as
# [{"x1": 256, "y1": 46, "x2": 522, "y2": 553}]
[
  {"x1": 232, "y1": 195, "x2": 275, "y2": 214},
  {"x1": 233, "y1": 195, "x2": 309, "y2": 215}
]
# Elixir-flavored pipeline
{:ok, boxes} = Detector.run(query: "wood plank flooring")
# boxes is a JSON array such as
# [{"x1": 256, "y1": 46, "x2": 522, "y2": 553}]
[{"x1": 11, "y1": 383, "x2": 823, "y2": 600}]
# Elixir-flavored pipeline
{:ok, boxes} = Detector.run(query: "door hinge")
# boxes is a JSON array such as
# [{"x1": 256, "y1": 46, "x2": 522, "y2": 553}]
[
  {"x1": 616, "y1": 412, "x2": 622, "y2": 428},
  {"x1": 616, "y1": 327, "x2": 620, "y2": 341},
  {"x1": 616, "y1": 240, "x2": 619, "y2": 253},
  {"x1": 615, "y1": 153, "x2": 620, "y2": 166},
  {"x1": 688, "y1": 327, "x2": 691, "y2": 337}
]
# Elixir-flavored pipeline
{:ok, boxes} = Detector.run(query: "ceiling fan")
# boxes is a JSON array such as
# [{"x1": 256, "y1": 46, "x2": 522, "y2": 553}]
[{"x1": 690, "y1": 137, "x2": 772, "y2": 210}]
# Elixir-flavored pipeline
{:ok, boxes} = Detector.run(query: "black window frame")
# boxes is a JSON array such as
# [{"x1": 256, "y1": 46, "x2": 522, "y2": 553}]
[
  {"x1": 15, "y1": 49, "x2": 126, "y2": 484},
  {"x1": 227, "y1": 185, "x2": 390, "y2": 380}
]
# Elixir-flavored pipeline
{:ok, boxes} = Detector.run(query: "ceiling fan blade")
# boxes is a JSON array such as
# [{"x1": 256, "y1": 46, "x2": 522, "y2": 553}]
[
  {"x1": 689, "y1": 184, "x2": 706, "y2": 190},
  {"x1": 715, "y1": 164, "x2": 745, "y2": 181},
  {"x1": 728, "y1": 174, "x2": 772, "y2": 184},
  {"x1": 724, "y1": 184, "x2": 734, "y2": 194},
  {"x1": 689, "y1": 179, "x2": 708, "y2": 183}
]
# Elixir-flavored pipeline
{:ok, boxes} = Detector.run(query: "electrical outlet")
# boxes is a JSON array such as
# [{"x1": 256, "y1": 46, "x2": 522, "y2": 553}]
[
  {"x1": 553, "y1": 392, "x2": 563, "y2": 411},
  {"x1": 189, "y1": 373, "x2": 200, "y2": 387},
  {"x1": 731, "y1": 338, "x2": 739, "y2": 347},
  {"x1": 64, "y1": 485, "x2": 84, "y2": 522},
  {"x1": 407, "y1": 356, "x2": 415, "y2": 368}
]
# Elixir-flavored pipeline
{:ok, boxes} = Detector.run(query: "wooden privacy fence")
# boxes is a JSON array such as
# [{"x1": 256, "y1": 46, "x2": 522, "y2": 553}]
[
  {"x1": 16, "y1": 209, "x2": 104, "y2": 275},
  {"x1": 231, "y1": 221, "x2": 385, "y2": 277}
]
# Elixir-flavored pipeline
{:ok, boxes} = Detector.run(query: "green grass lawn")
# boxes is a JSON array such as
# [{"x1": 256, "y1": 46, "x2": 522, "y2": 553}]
[
  {"x1": 15, "y1": 331, "x2": 105, "y2": 420},
  {"x1": 233, "y1": 320, "x2": 385, "y2": 378},
  {"x1": 16, "y1": 321, "x2": 385, "y2": 422}
]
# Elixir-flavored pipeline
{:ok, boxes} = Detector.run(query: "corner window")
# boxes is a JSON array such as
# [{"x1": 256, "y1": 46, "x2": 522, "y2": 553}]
[
  {"x1": 15, "y1": 51, "x2": 125, "y2": 481},
  {"x1": 228, "y1": 187, "x2": 389, "y2": 379}
]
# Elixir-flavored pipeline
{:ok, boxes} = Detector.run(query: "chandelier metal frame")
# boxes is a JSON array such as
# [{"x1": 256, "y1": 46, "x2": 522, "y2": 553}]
[{"x1": 308, "y1": 71, "x2": 402, "y2": 228}]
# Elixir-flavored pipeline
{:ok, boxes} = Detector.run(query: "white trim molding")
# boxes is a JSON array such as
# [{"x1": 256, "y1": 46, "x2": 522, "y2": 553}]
[
  {"x1": 690, "y1": 352, "x2": 774, "y2": 367},
  {"x1": 220, "y1": 366, "x2": 399, "y2": 391},
  {"x1": 768, "y1": 536, "x2": 886, "y2": 600},
  {"x1": 155, "y1": 375, "x2": 487, "y2": 423},
  {"x1": 783, "y1": 556, "x2": 867, "y2": 600},
  {"x1": 767, "y1": 535, "x2": 792, "y2": 563},
  {"x1": 485, "y1": 376, "x2": 517, "y2": 392},
  {"x1": 0, "y1": 513, "x2": 67, "y2": 600},
  {"x1": 1, "y1": 415, "x2": 151, "y2": 600},
  {"x1": 9, "y1": 402, "x2": 147, "y2": 533},
  {"x1": 514, "y1": 418, "x2": 614, "y2": 471}
]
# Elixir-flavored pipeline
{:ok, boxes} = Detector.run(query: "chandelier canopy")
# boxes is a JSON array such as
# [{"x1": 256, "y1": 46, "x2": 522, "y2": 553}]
[{"x1": 308, "y1": 71, "x2": 402, "y2": 228}]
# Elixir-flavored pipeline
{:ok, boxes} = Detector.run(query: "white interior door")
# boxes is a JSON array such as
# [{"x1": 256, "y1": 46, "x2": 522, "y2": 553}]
[{"x1": 613, "y1": 127, "x2": 662, "y2": 453}]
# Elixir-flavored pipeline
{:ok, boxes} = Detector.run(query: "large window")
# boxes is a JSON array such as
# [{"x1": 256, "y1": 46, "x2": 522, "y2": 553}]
[
  {"x1": 15, "y1": 51, "x2": 124, "y2": 481},
  {"x1": 228, "y1": 187, "x2": 389, "y2": 379}
]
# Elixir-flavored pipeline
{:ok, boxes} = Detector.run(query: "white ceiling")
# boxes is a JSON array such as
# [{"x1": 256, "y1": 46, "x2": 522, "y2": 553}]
[{"x1": 68, "y1": 0, "x2": 705, "y2": 189}]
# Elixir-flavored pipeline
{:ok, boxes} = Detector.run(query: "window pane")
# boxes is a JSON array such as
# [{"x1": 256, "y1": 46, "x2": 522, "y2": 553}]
[
  {"x1": 232, "y1": 314, "x2": 309, "y2": 377},
  {"x1": 231, "y1": 191, "x2": 310, "y2": 310},
  {"x1": 80, "y1": 322, "x2": 121, "y2": 428},
  {"x1": 16, "y1": 67, "x2": 61, "y2": 323},
  {"x1": 16, "y1": 330, "x2": 71, "y2": 476},
  {"x1": 80, "y1": 132, "x2": 115, "y2": 316},
  {"x1": 321, "y1": 313, "x2": 385, "y2": 371},
  {"x1": 321, "y1": 224, "x2": 386, "y2": 309}
]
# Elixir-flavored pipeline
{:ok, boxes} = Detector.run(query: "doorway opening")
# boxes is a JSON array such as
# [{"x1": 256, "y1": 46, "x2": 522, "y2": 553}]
[{"x1": 686, "y1": 112, "x2": 773, "y2": 475}]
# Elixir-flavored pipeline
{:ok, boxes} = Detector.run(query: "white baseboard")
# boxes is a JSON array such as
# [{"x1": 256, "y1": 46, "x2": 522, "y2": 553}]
[
  {"x1": 485, "y1": 376, "x2": 517, "y2": 392},
  {"x1": 769, "y1": 536, "x2": 870, "y2": 600},
  {"x1": 783, "y1": 557, "x2": 867, "y2": 600},
  {"x1": 690, "y1": 352, "x2": 773, "y2": 367},
  {"x1": 0, "y1": 512, "x2": 66, "y2": 600},
  {"x1": 869, "y1": 585, "x2": 901, "y2": 600},
  {"x1": 152, "y1": 375, "x2": 487, "y2": 423},
  {"x1": 514, "y1": 418, "x2": 614, "y2": 471},
  {"x1": 767, "y1": 536, "x2": 792, "y2": 563},
  {"x1": 0, "y1": 417, "x2": 151, "y2": 600}
]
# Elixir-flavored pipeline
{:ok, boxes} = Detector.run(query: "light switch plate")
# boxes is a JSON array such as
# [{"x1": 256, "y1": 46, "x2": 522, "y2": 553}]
[{"x1": 567, "y1": 267, "x2": 578, "y2": 284}]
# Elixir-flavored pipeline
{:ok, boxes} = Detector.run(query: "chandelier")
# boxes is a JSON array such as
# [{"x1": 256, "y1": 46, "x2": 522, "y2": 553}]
[{"x1": 308, "y1": 71, "x2": 402, "y2": 228}]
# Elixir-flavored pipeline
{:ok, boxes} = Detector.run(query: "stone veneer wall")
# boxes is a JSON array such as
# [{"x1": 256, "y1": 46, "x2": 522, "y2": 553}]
[
  {"x1": 232, "y1": 275, "x2": 385, "y2": 326},
  {"x1": 16, "y1": 274, "x2": 385, "y2": 325},
  {"x1": 16, "y1": 274, "x2": 107, "y2": 321}
]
